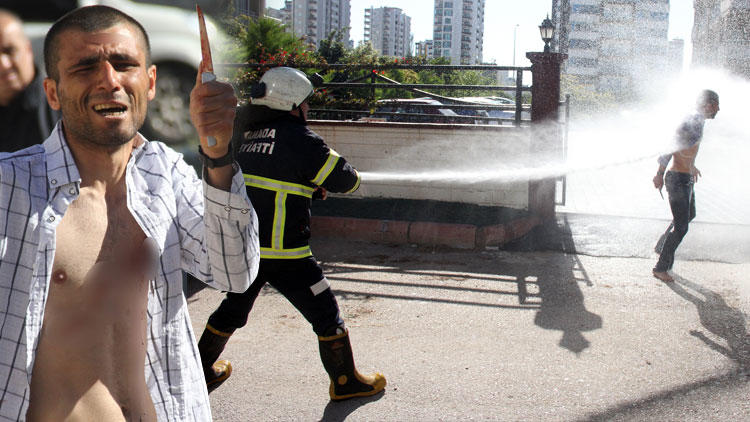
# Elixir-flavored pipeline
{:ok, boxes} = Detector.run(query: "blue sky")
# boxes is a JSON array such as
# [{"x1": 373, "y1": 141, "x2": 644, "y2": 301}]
[{"x1": 267, "y1": 0, "x2": 694, "y2": 66}]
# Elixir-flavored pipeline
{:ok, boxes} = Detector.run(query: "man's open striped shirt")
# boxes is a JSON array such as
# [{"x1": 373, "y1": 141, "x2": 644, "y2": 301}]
[{"x1": 0, "y1": 125, "x2": 259, "y2": 421}]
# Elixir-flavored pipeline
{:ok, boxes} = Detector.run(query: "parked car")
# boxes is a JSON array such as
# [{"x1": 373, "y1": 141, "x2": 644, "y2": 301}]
[
  {"x1": 14, "y1": 0, "x2": 227, "y2": 146},
  {"x1": 452, "y1": 96, "x2": 517, "y2": 120},
  {"x1": 373, "y1": 98, "x2": 469, "y2": 124},
  {"x1": 372, "y1": 97, "x2": 526, "y2": 125}
]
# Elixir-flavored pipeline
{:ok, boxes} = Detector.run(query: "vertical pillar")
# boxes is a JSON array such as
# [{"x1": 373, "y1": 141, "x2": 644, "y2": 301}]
[{"x1": 526, "y1": 51, "x2": 567, "y2": 220}]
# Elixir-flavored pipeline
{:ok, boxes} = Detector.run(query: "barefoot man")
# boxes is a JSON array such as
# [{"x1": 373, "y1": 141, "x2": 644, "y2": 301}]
[
  {"x1": 0, "y1": 6, "x2": 259, "y2": 421},
  {"x1": 652, "y1": 90, "x2": 719, "y2": 283}
]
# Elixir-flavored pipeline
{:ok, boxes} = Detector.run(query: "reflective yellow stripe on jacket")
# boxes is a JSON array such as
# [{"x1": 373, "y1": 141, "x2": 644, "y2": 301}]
[
  {"x1": 345, "y1": 169, "x2": 362, "y2": 194},
  {"x1": 310, "y1": 149, "x2": 340, "y2": 186},
  {"x1": 244, "y1": 174, "x2": 314, "y2": 259},
  {"x1": 259, "y1": 246, "x2": 312, "y2": 259}
]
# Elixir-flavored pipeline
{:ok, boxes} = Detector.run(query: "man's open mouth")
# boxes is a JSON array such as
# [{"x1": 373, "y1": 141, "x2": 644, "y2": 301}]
[{"x1": 93, "y1": 103, "x2": 128, "y2": 117}]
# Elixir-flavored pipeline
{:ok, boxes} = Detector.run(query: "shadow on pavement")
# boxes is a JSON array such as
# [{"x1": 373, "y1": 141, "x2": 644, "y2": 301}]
[
  {"x1": 579, "y1": 370, "x2": 750, "y2": 421},
  {"x1": 506, "y1": 217, "x2": 602, "y2": 354},
  {"x1": 532, "y1": 253, "x2": 602, "y2": 354},
  {"x1": 318, "y1": 392, "x2": 385, "y2": 422},
  {"x1": 579, "y1": 276, "x2": 750, "y2": 421},
  {"x1": 317, "y1": 217, "x2": 602, "y2": 354},
  {"x1": 668, "y1": 276, "x2": 750, "y2": 369}
]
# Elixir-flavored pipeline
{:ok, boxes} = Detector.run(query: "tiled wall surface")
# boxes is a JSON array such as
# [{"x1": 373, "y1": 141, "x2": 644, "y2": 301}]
[{"x1": 310, "y1": 121, "x2": 532, "y2": 209}]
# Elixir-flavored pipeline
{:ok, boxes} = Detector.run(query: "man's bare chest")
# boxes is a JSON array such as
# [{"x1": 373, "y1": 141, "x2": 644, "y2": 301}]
[{"x1": 50, "y1": 188, "x2": 155, "y2": 317}]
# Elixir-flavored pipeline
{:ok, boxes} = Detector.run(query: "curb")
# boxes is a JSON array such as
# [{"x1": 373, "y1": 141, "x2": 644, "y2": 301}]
[{"x1": 311, "y1": 215, "x2": 542, "y2": 249}]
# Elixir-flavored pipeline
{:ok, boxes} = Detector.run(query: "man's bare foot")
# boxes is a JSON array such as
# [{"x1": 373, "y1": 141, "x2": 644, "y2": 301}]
[{"x1": 652, "y1": 270, "x2": 674, "y2": 282}]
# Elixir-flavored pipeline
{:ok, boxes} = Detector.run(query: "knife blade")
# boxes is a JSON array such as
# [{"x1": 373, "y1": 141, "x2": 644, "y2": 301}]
[{"x1": 197, "y1": 4, "x2": 217, "y2": 146}]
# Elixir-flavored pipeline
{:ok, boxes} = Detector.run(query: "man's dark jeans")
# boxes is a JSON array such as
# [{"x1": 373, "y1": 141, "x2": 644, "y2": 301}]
[{"x1": 654, "y1": 171, "x2": 696, "y2": 272}]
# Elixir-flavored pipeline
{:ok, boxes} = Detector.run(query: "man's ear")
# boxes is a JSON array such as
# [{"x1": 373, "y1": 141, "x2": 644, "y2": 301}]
[
  {"x1": 43, "y1": 78, "x2": 61, "y2": 110},
  {"x1": 147, "y1": 64, "x2": 156, "y2": 101}
]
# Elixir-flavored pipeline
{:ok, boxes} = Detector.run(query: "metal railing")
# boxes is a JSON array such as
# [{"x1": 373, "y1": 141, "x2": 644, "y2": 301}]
[
  {"x1": 228, "y1": 63, "x2": 533, "y2": 127},
  {"x1": 556, "y1": 94, "x2": 572, "y2": 206}
]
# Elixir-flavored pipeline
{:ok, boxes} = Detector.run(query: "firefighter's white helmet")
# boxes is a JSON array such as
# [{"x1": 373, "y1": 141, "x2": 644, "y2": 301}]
[{"x1": 251, "y1": 67, "x2": 313, "y2": 111}]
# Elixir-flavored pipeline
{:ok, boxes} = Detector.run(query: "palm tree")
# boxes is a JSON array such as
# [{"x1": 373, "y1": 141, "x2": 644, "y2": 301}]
[{"x1": 229, "y1": 16, "x2": 311, "y2": 63}]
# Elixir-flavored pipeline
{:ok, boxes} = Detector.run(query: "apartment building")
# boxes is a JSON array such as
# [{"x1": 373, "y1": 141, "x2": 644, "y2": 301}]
[
  {"x1": 552, "y1": 0, "x2": 670, "y2": 96},
  {"x1": 432, "y1": 0, "x2": 485, "y2": 64},
  {"x1": 364, "y1": 7, "x2": 412, "y2": 57},
  {"x1": 281, "y1": 0, "x2": 351, "y2": 48},
  {"x1": 233, "y1": 0, "x2": 265, "y2": 18},
  {"x1": 415, "y1": 40, "x2": 434, "y2": 58},
  {"x1": 693, "y1": 0, "x2": 750, "y2": 77},
  {"x1": 667, "y1": 38, "x2": 685, "y2": 74}
]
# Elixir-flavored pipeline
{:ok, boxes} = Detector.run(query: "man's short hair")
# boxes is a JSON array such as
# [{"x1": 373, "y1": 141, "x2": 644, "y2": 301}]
[
  {"x1": 43, "y1": 5, "x2": 151, "y2": 81},
  {"x1": 697, "y1": 89, "x2": 719, "y2": 107}
]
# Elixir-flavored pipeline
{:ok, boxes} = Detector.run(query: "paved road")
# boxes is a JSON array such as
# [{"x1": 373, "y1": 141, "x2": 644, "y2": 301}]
[
  {"x1": 187, "y1": 116, "x2": 750, "y2": 420},
  {"x1": 556, "y1": 213, "x2": 750, "y2": 264},
  {"x1": 188, "y1": 238, "x2": 750, "y2": 421}
]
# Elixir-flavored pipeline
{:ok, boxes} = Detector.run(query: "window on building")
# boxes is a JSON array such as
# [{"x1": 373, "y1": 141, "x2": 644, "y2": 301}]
[
  {"x1": 444, "y1": 49, "x2": 451, "y2": 57},
  {"x1": 444, "y1": 33, "x2": 451, "y2": 40},
  {"x1": 445, "y1": 9, "x2": 452, "y2": 16},
  {"x1": 603, "y1": 4, "x2": 632, "y2": 20},
  {"x1": 571, "y1": 5, "x2": 600, "y2": 14},
  {"x1": 569, "y1": 57, "x2": 597, "y2": 67},
  {"x1": 444, "y1": 25, "x2": 452, "y2": 32},
  {"x1": 640, "y1": 44, "x2": 667, "y2": 55},
  {"x1": 636, "y1": 10, "x2": 669, "y2": 21},
  {"x1": 569, "y1": 39, "x2": 597, "y2": 49},
  {"x1": 445, "y1": 18, "x2": 451, "y2": 24}
]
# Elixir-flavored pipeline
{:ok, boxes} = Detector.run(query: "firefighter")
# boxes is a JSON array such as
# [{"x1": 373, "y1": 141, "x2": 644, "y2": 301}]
[{"x1": 197, "y1": 67, "x2": 386, "y2": 400}]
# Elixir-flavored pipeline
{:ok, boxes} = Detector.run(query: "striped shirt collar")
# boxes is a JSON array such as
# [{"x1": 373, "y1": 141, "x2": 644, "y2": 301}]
[
  {"x1": 43, "y1": 123, "x2": 79, "y2": 190},
  {"x1": 42, "y1": 122, "x2": 152, "y2": 190}
]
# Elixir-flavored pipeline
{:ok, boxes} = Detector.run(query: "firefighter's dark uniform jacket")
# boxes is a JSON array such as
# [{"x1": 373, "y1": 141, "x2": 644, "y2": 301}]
[{"x1": 233, "y1": 105, "x2": 361, "y2": 260}]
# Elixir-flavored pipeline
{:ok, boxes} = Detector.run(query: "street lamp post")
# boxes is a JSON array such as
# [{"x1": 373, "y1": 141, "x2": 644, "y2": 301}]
[
  {"x1": 512, "y1": 23, "x2": 519, "y2": 67},
  {"x1": 538, "y1": 15, "x2": 555, "y2": 53},
  {"x1": 526, "y1": 15, "x2": 566, "y2": 220}
]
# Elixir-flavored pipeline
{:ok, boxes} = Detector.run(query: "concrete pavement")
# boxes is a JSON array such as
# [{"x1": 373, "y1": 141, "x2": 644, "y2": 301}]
[
  {"x1": 186, "y1": 120, "x2": 750, "y2": 420},
  {"x1": 188, "y1": 234, "x2": 750, "y2": 421}
]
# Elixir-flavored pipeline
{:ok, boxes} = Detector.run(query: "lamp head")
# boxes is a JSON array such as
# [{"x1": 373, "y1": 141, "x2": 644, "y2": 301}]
[{"x1": 539, "y1": 15, "x2": 555, "y2": 53}]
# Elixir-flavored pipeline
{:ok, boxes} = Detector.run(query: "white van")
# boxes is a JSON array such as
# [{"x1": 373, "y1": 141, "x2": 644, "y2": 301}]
[{"x1": 15, "y1": 0, "x2": 227, "y2": 145}]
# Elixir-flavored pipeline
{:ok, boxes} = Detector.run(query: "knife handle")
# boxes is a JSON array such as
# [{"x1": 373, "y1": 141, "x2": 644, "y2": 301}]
[{"x1": 200, "y1": 72, "x2": 217, "y2": 146}]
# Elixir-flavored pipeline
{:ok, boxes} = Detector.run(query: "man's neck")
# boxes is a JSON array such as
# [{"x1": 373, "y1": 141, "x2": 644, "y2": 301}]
[{"x1": 62, "y1": 127, "x2": 136, "y2": 188}]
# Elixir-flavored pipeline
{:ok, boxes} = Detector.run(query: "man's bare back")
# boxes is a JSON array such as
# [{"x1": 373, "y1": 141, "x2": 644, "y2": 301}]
[{"x1": 27, "y1": 177, "x2": 157, "y2": 421}]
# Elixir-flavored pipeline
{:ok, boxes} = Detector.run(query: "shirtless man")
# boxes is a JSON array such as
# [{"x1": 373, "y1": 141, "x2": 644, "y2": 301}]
[
  {"x1": 652, "y1": 90, "x2": 720, "y2": 283},
  {"x1": 0, "y1": 6, "x2": 259, "y2": 421}
]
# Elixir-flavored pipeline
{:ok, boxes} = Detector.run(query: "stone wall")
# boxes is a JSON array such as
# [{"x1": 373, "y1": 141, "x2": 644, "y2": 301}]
[{"x1": 309, "y1": 121, "x2": 532, "y2": 210}]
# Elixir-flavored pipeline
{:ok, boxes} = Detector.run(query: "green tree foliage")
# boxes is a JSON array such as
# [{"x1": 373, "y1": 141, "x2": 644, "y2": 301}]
[
  {"x1": 223, "y1": 19, "x2": 517, "y2": 115},
  {"x1": 225, "y1": 16, "x2": 322, "y2": 98},
  {"x1": 307, "y1": 42, "x2": 380, "y2": 110},
  {"x1": 442, "y1": 69, "x2": 497, "y2": 98},
  {"x1": 317, "y1": 30, "x2": 347, "y2": 64},
  {"x1": 560, "y1": 74, "x2": 617, "y2": 117},
  {"x1": 232, "y1": 16, "x2": 310, "y2": 63}
]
